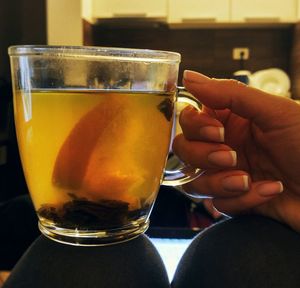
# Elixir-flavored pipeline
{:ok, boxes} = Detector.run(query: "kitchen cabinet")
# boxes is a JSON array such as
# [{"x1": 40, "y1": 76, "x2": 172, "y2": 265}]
[
  {"x1": 231, "y1": 0, "x2": 297, "y2": 23},
  {"x1": 87, "y1": 0, "x2": 298, "y2": 25},
  {"x1": 91, "y1": 0, "x2": 167, "y2": 19},
  {"x1": 297, "y1": 0, "x2": 300, "y2": 19},
  {"x1": 168, "y1": 0, "x2": 230, "y2": 23}
]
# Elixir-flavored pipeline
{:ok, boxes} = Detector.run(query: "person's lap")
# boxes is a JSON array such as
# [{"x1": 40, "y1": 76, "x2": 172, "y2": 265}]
[
  {"x1": 172, "y1": 215, "x2": 300, "y2": 288},
  {"x1": 3, "y1": 212, "x2": 300, "y2": 288},
  {"x1": 3, "y1": 234, "x2": 170, "y2": 288}
]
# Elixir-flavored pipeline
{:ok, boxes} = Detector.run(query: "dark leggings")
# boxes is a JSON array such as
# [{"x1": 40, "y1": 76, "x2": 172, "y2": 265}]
[{"x1": 3, "y1": 214, "x2": 300, "y2": 288}]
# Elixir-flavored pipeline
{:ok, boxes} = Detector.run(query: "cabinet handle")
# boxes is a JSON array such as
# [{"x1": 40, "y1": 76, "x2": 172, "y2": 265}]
[
  {"x1": 244, "y1": 17, "x2": 280, "y2": 23},
  {"x1": 113, "y1": 13, "x2": 147, "y2": 18},
  {"x1": 181, "y1": 17, "x2": 216, "y2": 23}
]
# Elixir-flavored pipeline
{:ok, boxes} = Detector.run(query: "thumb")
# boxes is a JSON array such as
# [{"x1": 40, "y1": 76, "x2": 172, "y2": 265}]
[{"x1": 183, "y1": 70, "x2": 299, "y2": 131}]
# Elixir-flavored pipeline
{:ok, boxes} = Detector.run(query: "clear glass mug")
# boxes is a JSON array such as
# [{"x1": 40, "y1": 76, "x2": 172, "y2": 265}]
[{"x1": 8, "y1": 46, "x2": 201, "y2": 246}]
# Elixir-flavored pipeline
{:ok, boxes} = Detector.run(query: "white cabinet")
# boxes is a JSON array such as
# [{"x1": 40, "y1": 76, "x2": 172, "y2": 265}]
[
  {"x1": 87, "y1": 0, "x2": 298, "y2": 25},
  {"x1": 91, "y1": 0, "x2": 167, "y2": 19},
  {"x1": 168, "y1": 0, "x2": 230, "y2": 23},
  {"x1": 297, "y1": 0, "x2": 300, "y2": 19},
  {"x1": 231, "y1": 0, "x2": 297, "y2": 23}
]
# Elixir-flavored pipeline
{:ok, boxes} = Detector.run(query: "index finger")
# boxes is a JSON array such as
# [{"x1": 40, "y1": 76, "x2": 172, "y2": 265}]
[{"x1": 183, "y1": 70, "x2": 300, "y2": 131}]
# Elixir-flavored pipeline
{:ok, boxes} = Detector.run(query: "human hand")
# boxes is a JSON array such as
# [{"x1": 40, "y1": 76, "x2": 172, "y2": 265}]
[{"x1": 173, "y1": 70, "x2": 300, "y2": 232}]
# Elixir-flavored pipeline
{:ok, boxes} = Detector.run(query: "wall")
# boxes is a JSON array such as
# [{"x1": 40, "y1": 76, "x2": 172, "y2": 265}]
[
  {"x1": 47, "y1": 0, "x2": 83, "y2": 45},
  {"x1": 0, "y1": 0, "x2": 47, "y2": 201},
  {"x1": 0, "y1": 0, "x2": 46, "y2": 82},
  {"x1": 89, "y1": 21, "x2": 293, "y2": 85}
]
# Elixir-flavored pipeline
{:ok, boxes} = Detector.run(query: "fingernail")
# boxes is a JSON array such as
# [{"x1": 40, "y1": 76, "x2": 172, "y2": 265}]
[
  {"x1": 222, "y1": 175, "x2": 249, "y2": 192},
  {"x1": 207, "y1": 150, "x2": 237, "y2": 167},
  {"x1": 199, "y1": 126, "x2": 224, "y2": 142},
  {"x1": 183, "y1": 70, "x2": 211, "y2": 83},
  {"x1": 257, "y1": 181, "x2": 284, "y2": 197},
  {"x1": 181, "y1": 105, "x2": 198, "y2": 117},
  {"x1": 212, "y1": 209, "x2": 223, "y2": 219}
]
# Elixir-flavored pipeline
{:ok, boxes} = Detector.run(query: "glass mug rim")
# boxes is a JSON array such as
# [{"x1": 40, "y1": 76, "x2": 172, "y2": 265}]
[{"x1": 8, "y1": 45, "x2": 181, "y2": 64}]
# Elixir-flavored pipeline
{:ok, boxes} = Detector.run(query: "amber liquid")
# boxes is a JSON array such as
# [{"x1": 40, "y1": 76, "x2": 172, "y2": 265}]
[{"x1": 14, "y1": 89, "x2": 174, "y2": 230}]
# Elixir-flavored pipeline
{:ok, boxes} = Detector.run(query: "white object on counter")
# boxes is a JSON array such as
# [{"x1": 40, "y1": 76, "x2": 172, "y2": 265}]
[{"x1": 249, "y1": 68, "x2": 291, "y2": 97}]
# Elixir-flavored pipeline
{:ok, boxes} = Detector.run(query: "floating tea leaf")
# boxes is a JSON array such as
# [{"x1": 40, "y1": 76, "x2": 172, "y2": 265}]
[{"x1": 157, "y1": 98, "x2": 173, "y2": 121}]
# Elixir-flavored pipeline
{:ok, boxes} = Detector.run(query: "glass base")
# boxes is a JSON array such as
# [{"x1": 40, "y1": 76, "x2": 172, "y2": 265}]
[{"x1": 38, "y1": 220, "x2": 149, "y2": 246}]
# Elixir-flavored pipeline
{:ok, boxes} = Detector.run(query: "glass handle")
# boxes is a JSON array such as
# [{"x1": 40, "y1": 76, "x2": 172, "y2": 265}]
[{"x1": 162, "y1": 86, "x2": 203, "y2": 186}]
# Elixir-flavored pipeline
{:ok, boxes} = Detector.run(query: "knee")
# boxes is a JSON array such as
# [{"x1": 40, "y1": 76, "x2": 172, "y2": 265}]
[
  {"x1": 4, "y1": 234, "x2": 170, "y2": 288},
  {"x1": 172, "y1": 215, "x2": 300, "y2": 288}
]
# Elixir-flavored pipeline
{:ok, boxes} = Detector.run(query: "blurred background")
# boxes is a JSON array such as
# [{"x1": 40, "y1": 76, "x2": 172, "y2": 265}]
[{"x1": 1, "y1": 0, "x2": 300, "y2": 230}]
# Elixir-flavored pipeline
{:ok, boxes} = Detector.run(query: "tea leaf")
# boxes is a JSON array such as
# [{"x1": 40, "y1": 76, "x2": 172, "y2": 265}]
[{"x1": 157, "y1": 98, "x2": 173, "y2": 121}]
